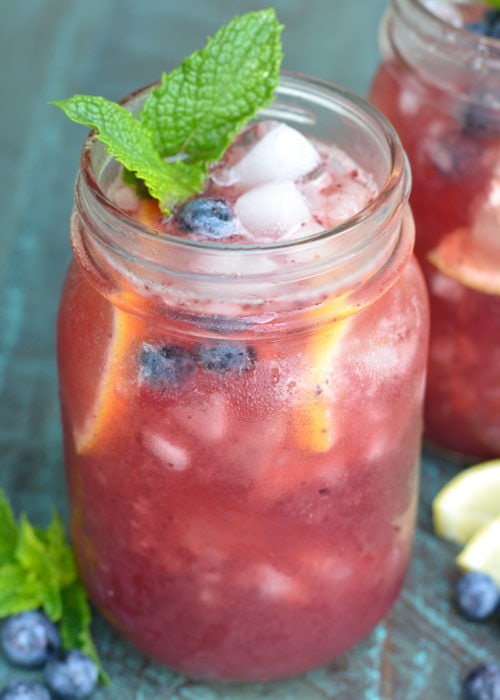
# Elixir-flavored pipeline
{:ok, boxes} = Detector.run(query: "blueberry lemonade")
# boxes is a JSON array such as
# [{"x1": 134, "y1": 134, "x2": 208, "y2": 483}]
[
  {"x1": 54, "y1": 10, "x2": 429, "y2": 681},
  {"x1": 370, "y1": 0, "x2": 500, "y2": 460}
]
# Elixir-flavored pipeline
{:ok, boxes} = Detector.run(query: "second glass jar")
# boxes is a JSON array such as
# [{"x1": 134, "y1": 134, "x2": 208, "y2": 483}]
[{"x1": 370, "y1": 0, "x2": 500, "y2": 460}]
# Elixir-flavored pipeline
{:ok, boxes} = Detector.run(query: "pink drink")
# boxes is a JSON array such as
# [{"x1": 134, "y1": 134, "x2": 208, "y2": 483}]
[
  {"x1": 57, "y1": 75, "x2": 429, "y2": 680},
  {"x1": 370, "y1": 0, "x2": 500, "y2": 459}
]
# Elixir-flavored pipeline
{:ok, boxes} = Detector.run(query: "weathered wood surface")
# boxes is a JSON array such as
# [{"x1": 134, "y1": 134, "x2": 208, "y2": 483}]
[{"x1": 1, "y1": 1, "x2": 497, "y2": 697}]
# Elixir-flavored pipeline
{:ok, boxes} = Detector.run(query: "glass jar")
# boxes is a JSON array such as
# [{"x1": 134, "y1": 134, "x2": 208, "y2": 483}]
[
  {"x1": 57, "y1": 73, "x2": 429, "y2": 681},
  {"x1": 370, "y1": 0, "x2": 500, "y2": 460}
]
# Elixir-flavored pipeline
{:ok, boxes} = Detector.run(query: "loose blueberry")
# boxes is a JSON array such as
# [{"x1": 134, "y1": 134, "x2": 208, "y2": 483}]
[
  {"x1": 463, "y1": 664, "x2": 500, "y2": 700},
  {"x1": 45, "y1": 650, "x2": 98, "y2": 700},
  {"x1": 177, "y1": 197, "x2": 237, "y2": 239},
  {"x1": 139, "y1": 343, "x2": 196, "y2": 387},
  {"x1": 194, "y1": 343, "x2": 256, "y2": 373},
  {"x1": 1, "y1": 611, "x2": 60, "y2": 668},
  {"x1": 0, "y1": 681, "x2": 51, "y2": 700},
  {"x1": 455, "y1": 571, "x2": 500, "y2": 621}
]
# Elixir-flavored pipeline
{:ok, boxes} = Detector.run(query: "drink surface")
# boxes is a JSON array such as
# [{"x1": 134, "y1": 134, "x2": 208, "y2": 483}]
[
  {"x1": 58, "y1": 95, "x2": 429, "y2": 680},
  {"x1": 109, "y1": 119, "x2": 378, "y2": 244},
  {"x1": 370, "y1": 0, "x2": 500, "y2": 460}
]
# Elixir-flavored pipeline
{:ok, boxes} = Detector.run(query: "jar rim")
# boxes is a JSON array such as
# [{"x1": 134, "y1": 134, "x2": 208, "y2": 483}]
[
  {"x1": 391, "y1": 0, "x2": 500, "y2": 70},
  {"x1": 78, "y1": 70, "x2": 409, "y2": 254}
]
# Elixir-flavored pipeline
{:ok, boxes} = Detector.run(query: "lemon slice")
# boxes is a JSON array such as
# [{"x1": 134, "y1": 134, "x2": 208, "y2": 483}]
[
  {"x1": 137, "y1": 198, "x2": 162, "y2": 227},
  {"x1": 294, "y1": 311, "x2": 350, "y2": 453},
  {"x1": 456, "y1": 516, "x2": 500, "y2": 586},
  {"x1": 432, "y1": 459, "x2": 500, "y2": 545},
  {"x1": 75, "y1": 305, "x2": 143, "y2": 454},
  {"x1": 428, "y1": 227, "x2": 500, "y2": 295}
]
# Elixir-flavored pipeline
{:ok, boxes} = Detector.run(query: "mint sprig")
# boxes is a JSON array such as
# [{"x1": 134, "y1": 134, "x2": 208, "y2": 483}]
[
  {"x1": 140, "y1": 9, "x2": 283, "y2": 163},
  {"x1": 52, "y1": 9, "x2": 283, "y2": 214},
  {"x1": 51, "y1": 96, "x2": 205, "y2": 213},
  {"x1": 0, "y1": 490, "x2": 108, "y2": 684}
]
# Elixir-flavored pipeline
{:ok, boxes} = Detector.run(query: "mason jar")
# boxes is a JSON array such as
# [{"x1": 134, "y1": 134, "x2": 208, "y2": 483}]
[
  {"x1": 370, "y1": 0, "x2": 500, "y2": 460},
  {"x1": 57, "y1": 73, "x2": 429, "y2": 681}
]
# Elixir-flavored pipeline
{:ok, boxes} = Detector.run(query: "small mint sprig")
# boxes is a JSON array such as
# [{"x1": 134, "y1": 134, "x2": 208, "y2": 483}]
[
  {"x1": 52, "y1": 9, "x2": 283, "y2": 214},
  {"x1": 0, "y1": 489, "x2": 108, "y2": 684}
]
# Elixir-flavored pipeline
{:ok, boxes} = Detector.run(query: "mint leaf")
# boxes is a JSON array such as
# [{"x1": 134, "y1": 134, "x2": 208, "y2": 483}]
[
  {"x1": 51, "y1": 95, "x2": 205, "y2": 213},
  {"x1": 40, "y1": 512, "x2": 78, "y2": 588},
  {"x1": 0, "y1": 564, "x2": 41, "y2": 617},
  {"x1": 140, "y1": 9, "x2": 283, "y2": 163},
  {"x1": 61, "y1": 581, "x2": 109, "y2": 684},
  {"x1": 0, "y1": 491, "x2": 17, "y2": 564},
  {"x1": 51, "y1": 9, "x2": 283, "y2": 213},
  {"x1": 15, "y1": 514, "x2": 78, "y2": 621}
]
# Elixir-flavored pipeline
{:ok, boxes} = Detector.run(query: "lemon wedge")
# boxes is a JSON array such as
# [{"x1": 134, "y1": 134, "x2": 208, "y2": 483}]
[
  {"x1": 74, "y1": 305, "x2": 144, "y2": 454},
  {"x1": 456, "y1": 517, "x2": 500, "y2": 586},
  {"x1": 428, "y1": 227, "x2": 500, "y2": 295},
  {"x1": 432, "y1": 459, "x2": 500, "y2": 545},
  {"x1": 293, "y1": 318, "x2": 349, "y2": 453},
  {"x1": 292, "y1": 291, "x2": 357, "y2": 455}
]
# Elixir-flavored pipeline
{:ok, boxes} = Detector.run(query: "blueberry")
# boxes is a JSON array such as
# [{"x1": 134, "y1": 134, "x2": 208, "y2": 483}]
[
  {"x1": 461, "y1": 96, "x2": 499, "y2": 136},
  {"x1": 465, "y1": 9, "x2": 500, "y2": 37},
  {"x1": 1, "y1": 611, "x2": 60, "y2": 668},
  {"x1": 139, "y1": 343, "x2": 196, "y2": 386},
  {"x1": 455, "y1": 571, "x2": 500, "y2": 621},
  {"x1": 462, "y1": 9, "x2": 500, "y2": 135},
  {"x1": 429, "y1": 130, "x2": 481, "y2": 177},
  {"x1": 194, "y1": 343, "x2": 256, "y2": 373},
  {"x1": 0, "y1": 681, "x2": 51, "y2": 700},
  {"x1": 45, "y1": 650, "x2": 98, "y2": 699},
  {"x1": 177, "y1": 197, "x2": 237, "y2": 239},
  {"x1": 484, "y1": 9, "x2": 500, "y2": 35},
  {"x1": 463, "y1": 664, "x2": 500, "y2": 700}
]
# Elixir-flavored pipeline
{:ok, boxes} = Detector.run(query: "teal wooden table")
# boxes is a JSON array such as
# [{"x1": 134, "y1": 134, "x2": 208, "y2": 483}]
[{"x1": 1, "y1": 1, "x2": 498, "y2": 698}]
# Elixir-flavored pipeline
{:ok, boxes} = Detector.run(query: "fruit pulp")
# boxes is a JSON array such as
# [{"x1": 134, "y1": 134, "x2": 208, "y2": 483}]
[
  {"x1": 370, "y1": 56, "x2": 500, "y2": 460},
  {"x1": 58, "y1": 111, "x2": 428, "y2": 680}
]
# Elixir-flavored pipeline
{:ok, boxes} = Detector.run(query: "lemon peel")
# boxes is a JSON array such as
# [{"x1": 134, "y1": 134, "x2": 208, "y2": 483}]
[
  {"x1": 74, "y1": 305, "x2": 143, "y2": 454},
  {"x1": 456, "y1": 516, "x2": 500, "y2": 587}
]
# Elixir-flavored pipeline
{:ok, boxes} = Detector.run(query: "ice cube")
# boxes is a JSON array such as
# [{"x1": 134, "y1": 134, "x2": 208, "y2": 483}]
[
  {"x1": 235, "y1": 180, "x2": 314, "y2": 241},
  {"x1": 323, "y1": 144, "x2": 364, "y2": 178},
  {"x1": 228, "y1": 123, "x2": 321, "y2": 186},
  {"x1": 399, "y1": 87, "x2": 421, "y2": 117},
  {"x1": 257, "y1": 565, "x2": 294, "y2": 599},
  {"x1": 301, "y1": 176, "x2": 372, "y2": 228},
  {"x1": 145, "y1": 433, "x2": 190, "y2": 471},
  {"x1": 301, "y1": 554, "x2": 352, "y2": 583},
  {"x1": 174, "y1": 393, "x2": 228, "y2": 442},
  {"x1": 429, "y1": 269, "x2": 466, "y2": 302}
]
